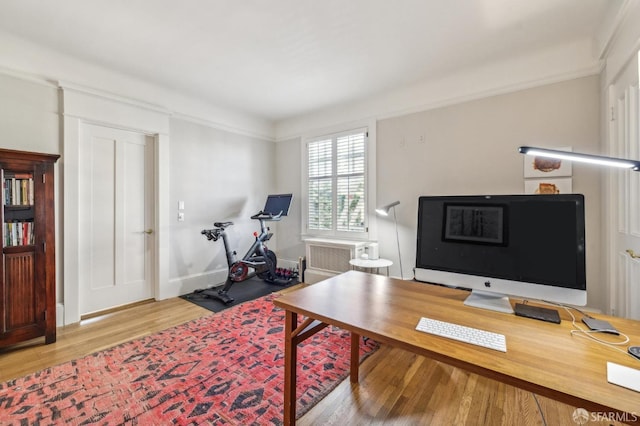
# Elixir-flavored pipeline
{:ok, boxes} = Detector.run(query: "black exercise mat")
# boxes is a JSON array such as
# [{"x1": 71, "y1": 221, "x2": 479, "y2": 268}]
[{"x1": 180, "y1": 277, "x2": 297, "y2": 312}]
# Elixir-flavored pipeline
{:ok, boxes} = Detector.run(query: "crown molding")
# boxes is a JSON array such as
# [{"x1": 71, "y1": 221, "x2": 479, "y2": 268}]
[
  {"x1": 376, "y1": 64, "x2": 603, "y2": 123},
  {"x1": 59, "y1": 80, "x2": 171, "y2": 116},
  {"x1": 275, "y1": 62, "x2": 602, "y2": 142},
  {"x1": 170, "y1": 112, "x2": 275, "y2": 142},
  {"x1": 596, "y1": 0, "x2": 636, "y2": 60},
  {"x1": 0, "y1": 65, "x2": 58, "y2": 89},
  {"x1": 0, "y1": 67, "x2": 275, "y2": 141}
]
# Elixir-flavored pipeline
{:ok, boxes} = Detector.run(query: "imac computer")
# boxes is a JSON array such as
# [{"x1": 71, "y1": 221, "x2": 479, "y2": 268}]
[
  {"x1": 263, "y1": 193, "x2": 293, "y2": 216},
  {"x1": 415, "y1": 194, "x2": 587, "y2": 313}
]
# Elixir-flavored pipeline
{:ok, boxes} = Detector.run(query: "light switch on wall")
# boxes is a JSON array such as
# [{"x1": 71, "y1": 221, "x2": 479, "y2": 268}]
[
  {"x1": 178, "y1": 200, "x2": 185, "y2": 210},
  {"x1": 178, "y1": 212, "x2": 185, "y2": 221}
]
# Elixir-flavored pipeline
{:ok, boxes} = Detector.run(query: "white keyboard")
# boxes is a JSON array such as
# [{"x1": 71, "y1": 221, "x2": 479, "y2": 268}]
[{"x1": 415, "y1": 317, "x2": 507, "y2": 352}]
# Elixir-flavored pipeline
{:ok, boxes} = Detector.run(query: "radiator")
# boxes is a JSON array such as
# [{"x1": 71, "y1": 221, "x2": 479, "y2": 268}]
[{"x1": 304, "y1": 238, "x2": 367, "y2": 284}]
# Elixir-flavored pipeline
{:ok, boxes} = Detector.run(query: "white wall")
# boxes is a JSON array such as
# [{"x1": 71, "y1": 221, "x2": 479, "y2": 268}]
[
  {"x1": 168, "y1": 118, "x2": 276, "y2": 294},
  {"x1": 276, "y1": 76, "x2": 606, "y2": 311},
  {"x1": 0, "y1": 74, "x2": 59, "y2": 152},
  {"x1": 274, "y1": 137, "x2": 304, "y2": 262},
  {"x1": 0, "y1": 73, "x2": 63, "y2": 302},
  {"x1": 0, "y1": 71, "x2": 278, "y2": 321},
  {"x1": 378, "y1": 76, "x2": 603, "y2": 309},
  {"x1": 0, "y1": 27, "x2": 282, "y2": 321},
  {"x1": 0, "y1": 72, "x2": 608, "y2": 317}
]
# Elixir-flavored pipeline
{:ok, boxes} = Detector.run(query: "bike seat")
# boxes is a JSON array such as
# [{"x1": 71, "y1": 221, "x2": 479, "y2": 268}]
[{"x1": 214, "y1": 221, "x2": 234, "y2": 228}]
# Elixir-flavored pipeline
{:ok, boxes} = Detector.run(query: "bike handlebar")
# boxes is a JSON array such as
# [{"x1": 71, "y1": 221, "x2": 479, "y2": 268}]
[
  {"x1": 250, "y1": 210, "x2": 283, "y2": 221},
  {"x1": 201, "y1": 229, "x2": 221, "y2": 241}
]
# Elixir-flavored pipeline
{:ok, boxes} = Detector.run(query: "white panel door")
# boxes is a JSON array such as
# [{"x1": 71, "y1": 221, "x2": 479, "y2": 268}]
[
  {"x1": 609, "y1": 53, "x2": 640, "y2": 319},
  {"x1": 79, "y1": 124, "x2": 154, "y2": 315}
]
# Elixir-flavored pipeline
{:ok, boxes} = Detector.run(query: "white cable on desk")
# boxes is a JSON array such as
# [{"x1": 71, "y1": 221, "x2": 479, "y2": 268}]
[{"x1": 561, "y1": 306, "x2": 635, "y2": 359}]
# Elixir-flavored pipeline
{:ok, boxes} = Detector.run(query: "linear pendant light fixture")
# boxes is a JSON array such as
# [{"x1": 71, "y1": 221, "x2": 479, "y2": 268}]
[{"x1": 518, "y1": 146, "x2": 640, "y2": 171}]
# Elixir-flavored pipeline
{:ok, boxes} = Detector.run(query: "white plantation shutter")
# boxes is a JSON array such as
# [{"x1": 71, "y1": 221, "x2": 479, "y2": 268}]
[
  {"x1": 308, "y1": 138, "x2": 332, "y2": 230},
  {"x1": 336, "y1": 132, "x2": 365, "y2": 232},
  {"x1": 306, "y1": 128, "x2": 367, "y2": 235}
]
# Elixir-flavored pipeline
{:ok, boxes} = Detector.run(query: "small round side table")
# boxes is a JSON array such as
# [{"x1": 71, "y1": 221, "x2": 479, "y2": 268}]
[{"x1": 349, "y1": 258, "x2": 393, "y2": 276}]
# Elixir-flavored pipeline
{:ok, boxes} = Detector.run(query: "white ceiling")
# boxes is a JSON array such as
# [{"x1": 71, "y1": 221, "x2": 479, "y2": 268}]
[{"x1": 0, "y1": 0, "x2": 623, "y2": 122}]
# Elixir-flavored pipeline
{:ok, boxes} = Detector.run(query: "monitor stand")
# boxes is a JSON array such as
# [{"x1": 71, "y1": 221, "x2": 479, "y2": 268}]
[{"x1": 463, "y1": 290, "x2": 514, "y2": 314}]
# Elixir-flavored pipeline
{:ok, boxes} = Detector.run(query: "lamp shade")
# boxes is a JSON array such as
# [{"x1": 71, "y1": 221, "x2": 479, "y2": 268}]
[
  {"x1": 519, "y1": 146, "x2": 640, "y2": 171},
  {"x1": 375, "y1": 200, "x2": 403, "y2": 280},
  {"x1": 376, "y1": 201, "x2": 400, "y2": 216}
]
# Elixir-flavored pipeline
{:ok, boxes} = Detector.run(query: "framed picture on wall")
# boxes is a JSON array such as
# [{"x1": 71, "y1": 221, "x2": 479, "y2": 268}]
[
  {"x1": 523, "y1": 146, "x2": 573, "y2": 178},
  {"x1": 524, "y1": 178, "x2": 573, "y2": 194}
]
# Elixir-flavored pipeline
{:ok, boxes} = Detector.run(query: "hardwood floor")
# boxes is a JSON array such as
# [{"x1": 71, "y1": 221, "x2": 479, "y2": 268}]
[
  {"x1": 0, "y1": 289, "x2": 615, "y2": 426},
  {"x1": 298, "y1": 345, "x2": 586, "y2": 426}
]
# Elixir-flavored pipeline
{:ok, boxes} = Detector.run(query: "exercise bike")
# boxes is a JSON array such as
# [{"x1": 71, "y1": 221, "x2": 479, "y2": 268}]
[{"x1": 198, "y1": 194, "x2": 297, "y2": 304}]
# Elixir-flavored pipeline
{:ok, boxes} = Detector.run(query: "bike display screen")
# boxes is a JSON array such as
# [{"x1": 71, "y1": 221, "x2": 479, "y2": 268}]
[{"x1": 263, "y1": 194, "x2": 293, "y2": 216}]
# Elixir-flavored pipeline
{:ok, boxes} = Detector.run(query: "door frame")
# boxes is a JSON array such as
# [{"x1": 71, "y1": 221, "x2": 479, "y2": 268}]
[
  {"x1": 604, "y1": 50, "x2": 640, "y2": 317},
  {"x1": 61, "y1": 83, "x2": 171, "y2": 325}
]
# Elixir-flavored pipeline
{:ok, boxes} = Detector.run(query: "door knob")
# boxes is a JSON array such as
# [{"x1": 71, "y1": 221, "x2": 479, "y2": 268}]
[
  {"x1": 626, "y1": 249, "x2": 640, "y2": 259},
  {"x1": 143, "y1": 229, "x2": 153, "y2": 235}
]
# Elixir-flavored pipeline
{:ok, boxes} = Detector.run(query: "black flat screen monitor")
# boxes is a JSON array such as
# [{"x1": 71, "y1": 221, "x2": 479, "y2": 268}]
[
  {"x1": 263, "y1": 193, "x2": 293, "y2": 216},
  {"x1": 415, "y1": 194, "x2": 587, "y2": 312}
]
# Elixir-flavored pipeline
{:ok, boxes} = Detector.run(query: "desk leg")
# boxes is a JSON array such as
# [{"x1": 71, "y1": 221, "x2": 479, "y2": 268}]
[
  {"x1": 284, "y1": 310, "x2": 298, "y2": 425},
  {"x1": 350, "y1": 332, "x2": 360, "y2": 383}
]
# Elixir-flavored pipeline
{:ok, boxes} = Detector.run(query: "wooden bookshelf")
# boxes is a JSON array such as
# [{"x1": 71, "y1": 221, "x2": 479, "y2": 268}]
[{"x1": 0, "y1": 148, "x2": 59, "y2": 347}]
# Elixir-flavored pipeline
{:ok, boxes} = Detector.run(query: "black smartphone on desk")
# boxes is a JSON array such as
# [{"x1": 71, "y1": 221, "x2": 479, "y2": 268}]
[{"x1": 514, "y1": 303, "x2": 561, "y2": 324}]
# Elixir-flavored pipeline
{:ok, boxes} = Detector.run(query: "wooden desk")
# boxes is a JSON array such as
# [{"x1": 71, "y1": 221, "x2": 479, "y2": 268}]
[{"x1": 273, "y1": 271, "x2": 640, "y2": 425}]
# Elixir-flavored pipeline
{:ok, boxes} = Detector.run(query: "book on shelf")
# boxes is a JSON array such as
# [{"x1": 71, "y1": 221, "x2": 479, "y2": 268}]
[
  {"x1": 4, "y1": 173, "x2": 34, "y2": 206},
  {"x1": 4, "y1": 221, "x2": 34, "y2": 247}
]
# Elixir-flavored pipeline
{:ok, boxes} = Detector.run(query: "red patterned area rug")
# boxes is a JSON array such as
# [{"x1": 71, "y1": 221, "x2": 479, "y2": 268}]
[{"x1": 0, "y1": 295, "x2": 378, "y2": 425}]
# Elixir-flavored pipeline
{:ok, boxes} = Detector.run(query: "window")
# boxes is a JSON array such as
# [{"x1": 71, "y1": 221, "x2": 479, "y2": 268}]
[{"x1": 305, "y1": 128, "x2": 368, "y2": 237}]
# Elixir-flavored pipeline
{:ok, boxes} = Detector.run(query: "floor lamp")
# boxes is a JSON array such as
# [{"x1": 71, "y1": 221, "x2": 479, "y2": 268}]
[{"x1": 376, "y1": 201, "x2": 404, "y2": 280}]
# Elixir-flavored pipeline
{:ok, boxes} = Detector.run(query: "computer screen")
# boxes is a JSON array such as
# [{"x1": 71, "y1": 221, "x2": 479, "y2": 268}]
[
  {"x1": 263, "y1": 193, "x2": 293, "y2": 216},
  {"x1": 415, "y1": 194, "x2": 587, "y2": 312}
]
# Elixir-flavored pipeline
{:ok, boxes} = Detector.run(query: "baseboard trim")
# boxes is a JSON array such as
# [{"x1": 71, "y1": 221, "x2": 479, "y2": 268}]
[{"x1": 80, "y1": 298, "x2": 155, "y2": 321}]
